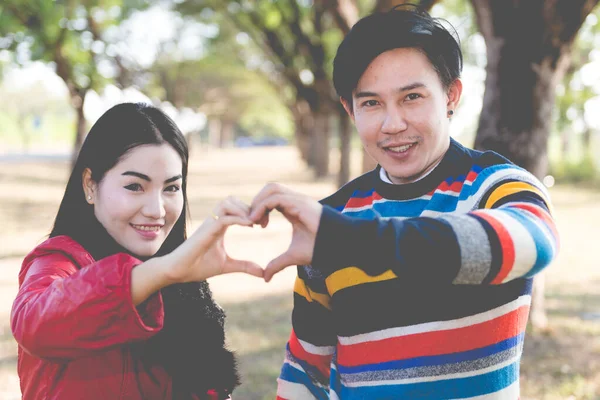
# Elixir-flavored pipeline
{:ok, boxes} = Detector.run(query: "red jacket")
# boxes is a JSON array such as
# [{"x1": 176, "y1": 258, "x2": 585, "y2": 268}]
[{"x1": 11, "y1": 236, "x2": 223, "y2": 400}]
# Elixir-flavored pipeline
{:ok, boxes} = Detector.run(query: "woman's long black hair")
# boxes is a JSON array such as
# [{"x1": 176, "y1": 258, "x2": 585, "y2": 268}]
[{"x1": 50, "y1": 103, "x2": 239, "y2": 398}]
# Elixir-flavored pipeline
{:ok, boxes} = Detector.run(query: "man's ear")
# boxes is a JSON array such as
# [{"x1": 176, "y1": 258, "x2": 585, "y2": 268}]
[
  {"x1": 82, "y1": 168, "x2": 97, "y2": 205},
  {"x1": 340, "y1": 97, "x2": 355, "y2": 123},
  {"x1": 446, "y1": 78, "x2": 463, "y2": 112}
]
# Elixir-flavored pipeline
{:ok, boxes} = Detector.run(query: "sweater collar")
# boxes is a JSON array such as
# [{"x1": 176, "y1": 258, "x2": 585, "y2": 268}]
[{"x1": 372, "y1": 137, "x2": 465, "y2": 200}]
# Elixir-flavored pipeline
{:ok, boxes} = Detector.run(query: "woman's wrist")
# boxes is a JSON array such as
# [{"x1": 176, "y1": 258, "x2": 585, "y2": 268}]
[
  {"x1": 131, "y1": 256, "x2": 179, "y2": 305},
  {"x1": 151, "y1": 254, "x2": 182, "y2": 286}
]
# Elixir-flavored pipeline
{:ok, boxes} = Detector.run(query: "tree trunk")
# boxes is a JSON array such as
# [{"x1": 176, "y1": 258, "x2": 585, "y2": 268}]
[
  {"x1": 208, "y1": 119, "x2": 221, "y2": 148},
  {"x1": 582, "y1": 128, "x2": 592, "y2": 158},
  {"x1": 530, "y1": 270, "x2": 548, "y2": 329},
  {"x1": 292, "y1": 100, "x2": 314, "y2": 164},
  {"x1": 313, "y1": 111, "x2": 331, "y2": 178},
  {"x1": 474, "y1": 56, "x2": 557, "y2": 178},
  {"x1": 70, "y1": 91, "x2": 87, "y2": 168},
  {"x1": 220, "y1": 120, "x2": 235, "y2": 148},
  {"x1": 470, "y1": 0, "x2": 599, "y2": 330},
  {"x1": 560, "y1": 128, "x2": 571, "y2": 161},
  {"x1": 307, "y1": 77, "x2": 334, "y2": 177},
  {"x1": 160, "y1": 69, "x2": 177, "y2": 106},
  {"x1": 338, "y1": 104, "x2": 352, "y2": 187}
]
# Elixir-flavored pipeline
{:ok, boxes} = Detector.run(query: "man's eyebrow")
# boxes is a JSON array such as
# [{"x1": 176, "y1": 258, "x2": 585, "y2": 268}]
[
  {"x1": 398, "y1": 82, "x2": 426, "y2": 92},
  {"x1": 354, "y1": 82, "x2": 427, "y2": 98},
  {"x1": 355, "y1": 91, "x2": 379, "y2": 98}
]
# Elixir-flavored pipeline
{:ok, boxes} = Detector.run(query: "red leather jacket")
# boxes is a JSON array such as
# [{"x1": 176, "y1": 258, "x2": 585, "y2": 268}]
[{"x1": 11, "y1": 236, "x2": 224, "y2": 400}]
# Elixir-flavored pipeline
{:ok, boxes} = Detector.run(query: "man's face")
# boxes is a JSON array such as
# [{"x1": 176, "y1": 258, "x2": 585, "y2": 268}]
[{"x1": 343, "y1": 47, "x2": 462, "y2": 184}]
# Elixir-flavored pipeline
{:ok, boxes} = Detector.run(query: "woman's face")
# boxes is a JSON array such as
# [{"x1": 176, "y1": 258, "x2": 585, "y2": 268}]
[{"x1": 85, "y1": 143, "x2": 184, "y2": 258}]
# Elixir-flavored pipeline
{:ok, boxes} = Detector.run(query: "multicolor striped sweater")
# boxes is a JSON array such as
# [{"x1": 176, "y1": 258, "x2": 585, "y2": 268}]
[{"x1": 277, "y1": 139, "x2": 559, "y2": 400}]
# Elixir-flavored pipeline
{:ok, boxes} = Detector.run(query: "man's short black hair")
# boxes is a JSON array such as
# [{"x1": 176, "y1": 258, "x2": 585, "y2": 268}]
[{"x1": 333, "y1": 5, "x2": 463, "y2": 107}]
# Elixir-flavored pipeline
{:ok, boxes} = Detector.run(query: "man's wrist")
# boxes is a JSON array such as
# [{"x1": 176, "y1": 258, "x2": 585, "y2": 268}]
[{"x1": 312, "y1": 206, "x2": 367, "y2": 272}]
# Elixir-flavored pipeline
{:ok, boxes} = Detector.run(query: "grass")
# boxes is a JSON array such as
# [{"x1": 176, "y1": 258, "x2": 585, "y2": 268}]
[
  {"x1": 0, "y1": 110, "x2": 75, "y2": 153},
  {"x1": 0, "y1": 144, "x2": 599, "y2": 399}
]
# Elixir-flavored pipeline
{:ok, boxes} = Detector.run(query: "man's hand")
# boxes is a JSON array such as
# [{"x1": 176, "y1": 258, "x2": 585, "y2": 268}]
[{"x1": 249, "y1": 183, "x2": 323, "y2": 282}]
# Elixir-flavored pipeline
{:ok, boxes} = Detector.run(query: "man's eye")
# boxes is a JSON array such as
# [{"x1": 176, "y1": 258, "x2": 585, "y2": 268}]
[
  {"x1": 406, "y1": 93, "x2": 422, "y2": 100},
  {"x1": 362, "y1": 100, "x2": 379, "y2": 107}
]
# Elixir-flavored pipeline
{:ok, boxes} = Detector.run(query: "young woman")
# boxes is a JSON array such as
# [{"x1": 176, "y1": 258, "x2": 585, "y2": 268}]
[{"x1": 10, "y1": 103, "x2": 263, "y2": 400}]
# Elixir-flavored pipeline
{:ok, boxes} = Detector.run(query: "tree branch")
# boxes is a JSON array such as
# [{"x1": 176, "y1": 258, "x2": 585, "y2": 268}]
[
  {"x1": 374, "y1": 0, "x2": 440, "y2": 13},
  {"x1": 224, "y1": 8, "x2": 310, "y2": 101},
  {"x1": 553, "y1": 0, "x2": 600, "y2": 44},
  {"x1": 419, "y1": 0, "x2": 441, "y2": 11},
  {"x1": 285, "y1": 0, "x2": 322, "y2": 69},
  {"x1": 325, "y1": 0, "x2": 359, "y2": 34}
]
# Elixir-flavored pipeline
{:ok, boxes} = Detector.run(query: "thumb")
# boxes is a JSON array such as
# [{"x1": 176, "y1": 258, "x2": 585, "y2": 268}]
[
  {"x1": 223, "y1": 257, "x2": 265, "y2": 279},
  {"x1": 264, "y1": 251, "x2": 297, "y2": 283}
]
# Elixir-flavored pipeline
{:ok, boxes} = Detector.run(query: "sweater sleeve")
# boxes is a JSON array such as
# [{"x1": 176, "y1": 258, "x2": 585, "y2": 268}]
[
  {"x1": 11, "y1": 252, "x2": 164, "y2": 361},
  {"x1": 311, "y1": 167, "x2": 559, "y2": 286},
  {"x1": 277, "y1": 266, "x2": 336, "y2": 400}
]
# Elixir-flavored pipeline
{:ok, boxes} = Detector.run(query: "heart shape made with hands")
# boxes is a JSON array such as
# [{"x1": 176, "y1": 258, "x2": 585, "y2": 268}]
[
  {"x1": 214, "y1": 185, "x2": 324, "y2": 282},
  {"x1": 222, "y1": 214, "x2": 294, "y2": 281}
]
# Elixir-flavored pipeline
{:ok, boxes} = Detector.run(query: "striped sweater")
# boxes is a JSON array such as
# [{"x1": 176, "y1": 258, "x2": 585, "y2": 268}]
[{"x1": 277, "y1": 139, "x2": 559, "y2": 400}]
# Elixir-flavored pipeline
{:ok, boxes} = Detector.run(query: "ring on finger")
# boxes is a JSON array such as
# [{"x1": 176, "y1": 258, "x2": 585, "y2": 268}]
[{"x1": 211, "y1": 212, "x2": 220, "y2": 221}]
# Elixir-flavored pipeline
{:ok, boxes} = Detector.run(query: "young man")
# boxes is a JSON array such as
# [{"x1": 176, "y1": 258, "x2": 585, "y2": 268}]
[{"x1": 249, "y1": 7, "x2": 559, "y2": 400}]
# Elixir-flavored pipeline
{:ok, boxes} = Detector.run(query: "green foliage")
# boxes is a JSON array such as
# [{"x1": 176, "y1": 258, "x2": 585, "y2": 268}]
[
  {"x1": 262, "y1": 7, "x2": 283, "y2": 30},
  {"x1": 550, "y1": 155, "x2": 598, "y2": 184},
  {"x1": 0, "y1": 0, "x2": 149, "y2": 93},
  {"x1": 149, "y1": 47, "x2": 293, "y2": 138},
  {"x1": 177, "y1": 0, "x2": 339, "y2": 98},
  {"x1": 146, "y1": 1, "x2": 298, "y2": 139},
  {"x1": 429, "y1": 0, "x2": 483, "y2": 67},
  {"x1": 554, "y1": 6, "x2": 600, "y2": 138}
]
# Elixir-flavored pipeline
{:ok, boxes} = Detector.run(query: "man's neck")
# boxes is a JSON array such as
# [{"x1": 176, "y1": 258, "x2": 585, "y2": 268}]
[{"x1": 380, "y1": 158, "x2": 443, "y2": 185}]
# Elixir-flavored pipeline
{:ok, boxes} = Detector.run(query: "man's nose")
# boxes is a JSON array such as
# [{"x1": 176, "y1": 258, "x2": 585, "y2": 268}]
[{"x1": 381, "y1": 107, "x2": 408, "y2": 134}]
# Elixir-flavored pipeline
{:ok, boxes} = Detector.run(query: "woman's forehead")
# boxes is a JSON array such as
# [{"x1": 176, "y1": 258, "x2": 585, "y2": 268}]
[{"x1": 112, "y1": 144, "x2": 183, "y2": 178}]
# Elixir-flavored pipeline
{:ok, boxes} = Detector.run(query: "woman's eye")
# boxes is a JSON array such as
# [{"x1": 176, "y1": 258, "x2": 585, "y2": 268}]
[
  {"x1": 165, "y1": 185, "x2": 181, "y2": 193},
  {"x1": 124, "y1": 183, "x2": 143, "y2": 192},
  {"x1": 406, "y1": 93, "x2": 422, "y2": 100}
]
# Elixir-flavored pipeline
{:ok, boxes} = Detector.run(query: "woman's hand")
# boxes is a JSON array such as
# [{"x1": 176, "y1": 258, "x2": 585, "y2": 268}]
[
  {"x1": 163, "y1": 196, "x2": 264, "y2": 284},
  {"x1": 131, "y1": 197, "x2": 263, "y2": 305}
]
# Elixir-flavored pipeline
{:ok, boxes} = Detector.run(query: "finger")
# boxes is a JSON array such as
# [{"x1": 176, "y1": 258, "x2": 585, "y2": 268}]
[
  {"x1": 264, "y1": 251, "x2": 297, "y2": 282},
  {"x1": 215, "y1": 200, "x2": 252, "y2": 222},
  {"x1": 208, "y1": 215, "x2": 254, "y2": 236},
  {"x1": 250, "y1": 182, "x2": 292, "y2": 216},
  {"x1": 224, "y1": 257, "x2": 264, "y2": 278},
  {"x1": 249, "y1": 193, "x2": 283, "y2": 222},
  {"x1": 259, "y1": 212, "x2": 269, "y2": 228},
  {"x1": 229, "y1": 196, "x2": 251, "y2": 215},
  {"x1": 250, "y1": 194, "x2": 300, "y2": 223},
  {"x1": 222, "y1": 196, "x2": 251, "y2": 217}
]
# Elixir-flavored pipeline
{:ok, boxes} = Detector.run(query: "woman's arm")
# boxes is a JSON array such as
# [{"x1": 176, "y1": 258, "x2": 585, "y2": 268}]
[
  {"x1": 12, "y1": 196, "x2": 263, "y2": 360},
  {"x1": 11, "y1": 252, "x2": 163, "y2": 361}
]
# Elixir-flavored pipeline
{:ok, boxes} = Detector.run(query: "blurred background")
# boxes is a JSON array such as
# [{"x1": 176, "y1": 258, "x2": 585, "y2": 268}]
[{"x1": 0, "y1": 0, "x2": 599, "y2": 399}]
